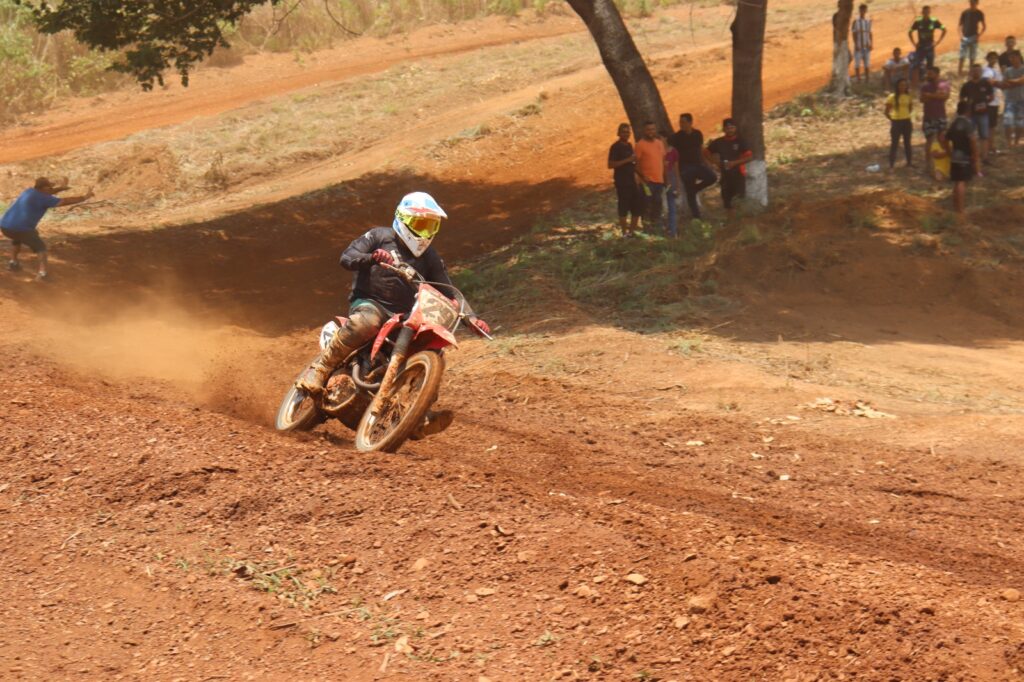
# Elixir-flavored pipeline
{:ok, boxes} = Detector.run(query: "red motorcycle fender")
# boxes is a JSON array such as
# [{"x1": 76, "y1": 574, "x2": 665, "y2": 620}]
[
  {"x1": 371, "y1": 314, "x2": 403, "y2": 361},
  {"x1": 411, "y1": 322, "x2": 458, "y2": 350}
]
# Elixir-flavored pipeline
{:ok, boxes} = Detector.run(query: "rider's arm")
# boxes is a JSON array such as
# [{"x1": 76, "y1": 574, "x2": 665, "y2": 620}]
[
  {"x1": 339, "y1": 229, "x2": 384, "y2": 270},
  {"x1": 425, "y1": 250, "x2": 477, "y2": 318}
]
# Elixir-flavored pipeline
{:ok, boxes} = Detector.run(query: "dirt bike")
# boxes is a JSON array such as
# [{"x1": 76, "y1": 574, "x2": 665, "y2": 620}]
[{"x1": 274, "y1": 260, "x2": 490, "y2": 453}]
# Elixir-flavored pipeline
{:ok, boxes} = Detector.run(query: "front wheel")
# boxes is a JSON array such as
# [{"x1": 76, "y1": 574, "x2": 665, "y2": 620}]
[
  {"x1": 275, "y1": 366, "x2": 324, "y2": 432},
  {"x1": 354, "y1": 351, "x2": 445, "y2": 453}
]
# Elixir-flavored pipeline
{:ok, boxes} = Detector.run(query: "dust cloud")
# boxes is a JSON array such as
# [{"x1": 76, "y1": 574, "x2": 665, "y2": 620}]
[{"x1": 20, "y1": 290, "x2": 316, "y2": 426}]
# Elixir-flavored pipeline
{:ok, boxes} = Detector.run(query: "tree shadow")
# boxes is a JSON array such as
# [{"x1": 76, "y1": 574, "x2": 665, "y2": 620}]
[{"x1": 0, "y1": 170, "x2": 590, "y2": 336}]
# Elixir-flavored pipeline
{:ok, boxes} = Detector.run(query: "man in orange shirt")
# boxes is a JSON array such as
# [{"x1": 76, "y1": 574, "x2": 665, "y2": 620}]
[{"x1": 634, "y1": 121, "x2": 666, "y2": 231}]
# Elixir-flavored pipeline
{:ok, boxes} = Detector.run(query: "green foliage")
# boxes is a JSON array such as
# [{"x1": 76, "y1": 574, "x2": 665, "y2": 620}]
[
  {"x1": 454, "y1": 200, "x2": 732, "y2": 331},
  {"x1": 20, "y1": 0, "x2": 280, "y2": 89},
  {"x1": 0, "y1": 0, "x2": 126, "y2": 122}
]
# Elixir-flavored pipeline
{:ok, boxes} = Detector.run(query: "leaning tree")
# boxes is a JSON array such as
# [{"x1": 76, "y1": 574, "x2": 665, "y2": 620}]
[{"x1": 20, "y1": 0, "x2": 769, "y2": 203}]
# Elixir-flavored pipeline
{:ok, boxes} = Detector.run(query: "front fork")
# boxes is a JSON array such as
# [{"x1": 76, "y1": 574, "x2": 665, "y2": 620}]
[{"x1": 369, "y1": 326, "x2": 414, "y2": 418}]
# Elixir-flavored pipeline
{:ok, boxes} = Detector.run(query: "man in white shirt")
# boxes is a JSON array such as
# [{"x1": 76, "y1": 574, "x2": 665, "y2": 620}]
[
  {"x1": 884, "y1": 47, "x2": 911, "y2": 90},
  {"x1": 852, "y1": 4, "x2": 874, "y2": 82},
  {"x1": 982, "y1": 50, "x2": 1003, "y2": 153}
]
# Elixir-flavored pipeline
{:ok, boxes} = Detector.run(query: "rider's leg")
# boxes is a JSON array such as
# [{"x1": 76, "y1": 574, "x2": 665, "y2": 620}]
[{"x1": 297, "y1": 301, "x2": 385, "y2": 394}]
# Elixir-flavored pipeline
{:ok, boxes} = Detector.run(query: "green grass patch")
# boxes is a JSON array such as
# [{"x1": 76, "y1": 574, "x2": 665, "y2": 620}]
[{"x1": 453, "y1": 199, "x2": 739, "y2": 331}]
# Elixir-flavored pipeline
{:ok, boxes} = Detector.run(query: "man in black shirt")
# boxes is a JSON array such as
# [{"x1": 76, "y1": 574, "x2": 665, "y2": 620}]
[
  {"x1": 607, "y1": 123, "x2": 641, "y2": 236},
  {"x1": 957, "y1": 0, "x2": 986, "y2": 75},
  {"x1": 960, "y1": 62, "x2": 995, "y2": 157},
  {"x1": 999, "y1": 36, "x2": 1022, "y2": 69},
  {"x1": 909, "y1": 5, "x2": 947, "y2": 86},
  {"x1": 944, "y1": 101, "x2": 979, "y2": 214},
  {"x1": 703, "y1": 118, "x2": 753, "y2": 214},
  {"x1": 668, "y1": 113, "x2": 717, "y2": 220}
]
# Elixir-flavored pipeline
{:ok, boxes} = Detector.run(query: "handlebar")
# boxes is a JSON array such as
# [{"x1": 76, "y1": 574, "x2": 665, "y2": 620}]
[{"x1": 380, "y1": 261, "x2": 492, "y2": 340}]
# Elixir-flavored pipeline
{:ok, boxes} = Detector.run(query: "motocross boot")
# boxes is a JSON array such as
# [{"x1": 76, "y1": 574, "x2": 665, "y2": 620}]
[
  {"x1": 296, "y1": 331, "x2": 358, "y2": 396},
  {"x1": 409, "y1": 409, "x2": 455, "y2": 440}
]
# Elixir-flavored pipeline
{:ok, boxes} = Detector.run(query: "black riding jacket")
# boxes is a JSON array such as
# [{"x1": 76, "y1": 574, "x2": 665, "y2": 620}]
[{"x1": 340, "y1": 227, "x2": 457, "y2": 315}]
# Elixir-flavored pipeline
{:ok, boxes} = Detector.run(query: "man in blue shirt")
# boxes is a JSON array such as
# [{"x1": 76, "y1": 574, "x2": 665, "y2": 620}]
[{"x1": 1, "y1": 177, "x2": 93, "y2": 280}]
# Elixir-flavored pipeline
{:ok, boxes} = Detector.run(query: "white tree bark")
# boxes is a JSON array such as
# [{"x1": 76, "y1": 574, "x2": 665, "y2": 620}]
[
  {"x1": 744, "y1": 160, "x2": 769, "y2": 208},
  {"x1": 831, "y1": 39, "x2": 852, "y2": 95}
]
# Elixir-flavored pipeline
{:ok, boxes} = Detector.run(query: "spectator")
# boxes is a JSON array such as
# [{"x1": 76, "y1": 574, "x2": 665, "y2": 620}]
[
  {"x1": 908, "y1": 6, "x2": 947, "y2": 87},
  {"x1": 957, "y1": 0, "x2": 986, "y2": 75},
  {"x1": 944, "y1": 100, "x2": 979, "y2": 214},
  {"x1": 607, "y1": 123, "x2": 641, "y2": 237},
  {"x1": 883, "y1": 48, "x2": 911, "y2": 91},
  {"x1": 998, "y1": 36, "x2": 1022, "y2": 70},
  {"x1": 983, "y1": 51, "x2": 1003, "y2": 154},
  {"x1": 959, "y1": 62, "x2": 995, "y2": 159},
  {"x1": 920, "y1": 66, "x2": 950, "y2": 175},
  {"x1": 703, "y1": 118, "x2": 753, "y2": 215},
  {"x1": 999, "y1": 50, "x2": 1024, "y2": 148},
  {"x1": 1, "y1": 177, "x2": 93, "y2": 281},
  {"x1": 930, "y1": 133, "x2": 952, "y2": 180},
  {"x1": 662, "y1": 134, "x2": 683, "y2": 238},
  {"x1": 668, "y1": 113, "x2": 717, "y2": 220},
  {"x1": 852, "y1": 4, "x2": 874, "y2": 83},
  {"x1": 885, "y1": 78, "x2": 915, "y2": 168},
  {"x1": 634, "y1": 122, "x2": 666, "y2": 232}
]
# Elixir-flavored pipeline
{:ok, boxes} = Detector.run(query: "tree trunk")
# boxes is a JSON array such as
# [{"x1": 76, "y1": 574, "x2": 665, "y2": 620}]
[
  {"x1": 731, "y1": 0, "x2": 768, "y2": 207},
  {"x1": 565, "y1": 0, "x2": 671, "y2": 136},
  {"x1": 829, "y1": 0, "x2": 854, "y2": 96}
]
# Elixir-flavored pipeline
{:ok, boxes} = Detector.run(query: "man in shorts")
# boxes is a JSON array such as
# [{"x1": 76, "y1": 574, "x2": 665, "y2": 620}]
[
  {"x1": 852, "y1": 4, "x2": 873, "y2": 83},
  {"x1": 959, "y1": 62, "x2": 995, "y2": 160},
  {"x1": 704, "y1": 118, "x2": 753, "y2": 215},
  {"x1": 883, "y1": 47, "x2": 911, "y2": 91},
  {"x1": 920, "y1": 66, "x2": 951, "y2": 175},
  {"x1": 999, "y1": 50, "x2": 1024, "y2": 148},
  {"x1": 608, "y1": 123, "x2": 642, "y2": 236},
  {"x1": 909, "y1": 6, "x2": 947, "y2": 87},
  {"x1": 957, "y1": 0, "x2": 986, "y2": 75},
  {"x1": 1, "y1": 177, "x2": 93, "y2": 281},
  {"x1": 944, "y1": 101, "x2": 979, "y2": 214}
]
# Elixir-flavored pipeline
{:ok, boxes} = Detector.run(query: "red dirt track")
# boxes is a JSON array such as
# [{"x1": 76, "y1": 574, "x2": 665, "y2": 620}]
[{"x1": 4, "y1": 2, "x2": 1024, "y2": 680}]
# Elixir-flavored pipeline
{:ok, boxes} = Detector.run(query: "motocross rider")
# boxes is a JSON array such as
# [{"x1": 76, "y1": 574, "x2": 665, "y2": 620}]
[{"x1": 297, "y1": 192, "x2": 490, "y2": 429}]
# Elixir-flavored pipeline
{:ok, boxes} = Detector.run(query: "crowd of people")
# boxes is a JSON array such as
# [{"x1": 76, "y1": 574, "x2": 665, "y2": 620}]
[
  {"x1": 607, "y1": 116, "x2": 753, "y2": 237},
  {"x1": 868, "y1": 2, "x2": 1023, "y2": 213}
]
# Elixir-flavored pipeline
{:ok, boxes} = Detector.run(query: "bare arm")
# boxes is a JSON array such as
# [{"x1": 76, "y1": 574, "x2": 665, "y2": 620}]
[
  {"x1": 55, "y1": 188, "x2": 94, "y2": 207},
  {"x1": 608, "y1": 154, "x2": 636, "y2": 170},
  {"x1": 937, "y1": 26, "x2": 947, "y2": 46}
]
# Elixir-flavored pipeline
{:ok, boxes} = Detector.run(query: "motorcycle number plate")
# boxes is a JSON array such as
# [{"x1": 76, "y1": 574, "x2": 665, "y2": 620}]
[{"x1": 415, "y1": 286, "x2": 459, "y2": 329}]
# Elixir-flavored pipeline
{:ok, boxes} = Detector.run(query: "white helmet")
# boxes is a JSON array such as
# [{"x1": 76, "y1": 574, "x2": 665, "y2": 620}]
[{"x1": 393, "y1": 191, "x2": 447, "y2": 257}]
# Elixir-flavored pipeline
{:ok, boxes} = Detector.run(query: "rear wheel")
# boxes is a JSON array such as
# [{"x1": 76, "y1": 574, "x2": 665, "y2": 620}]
[
  {"x1": 275, "y1": 364, "x2": 324, "y2": 432},
  {"x1": 354, "y1": 351, "x2": 444, "y2": 453}
]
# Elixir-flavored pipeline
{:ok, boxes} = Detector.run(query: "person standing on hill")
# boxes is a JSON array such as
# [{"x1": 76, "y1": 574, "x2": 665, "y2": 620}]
[
  {"x1": 704, "y1": 118, "x2": 753, "y2": 215},
  {"x1": 983, "y1": 51, "x2": 1003, "y2": 154},
  {"x1": 957, "y1": 0, "x2": 986, "y2": 75},
  {"x1": 959, "y1": 62, "x2": 995, "y2": 160},
  {"x1": 998, "y1": 36, "x2": 1021, "y2": 70},
  {"x1": 662, "y1": 133, "x2": 683, "y2": 238},
  {"x1": 634, "y1": 122, "x2": 666, "y2": 232},
  {"x1": 920, "y1": 66, "x2": 951, "y2": 174},
  {"x1": 1, "y1": 177, "x2": 93, "y2": 281},
  {"x1": 999, "y1": 51, "x2": 1024, "y2": 148},
  {"x1": 669, "y1": 113, "x2": 717, "y2": 220},
  {"x1": 885, "y1": 78, "x2": 915, "y2": 168},
  {"x1": 909, "y1": 6, "x2": 947, "y2": 87},
  {"x1": 944, "y1": 101, "x2": 979, "y2": 214},
  {"x1": 607, "y1": 123, "x2": 641, "y2": 236},
  {"x1": 883, "y1": 47, "x2": 911, "y2": 91},
  {"x1": 852, "y1": 4, "x2": 874, "y2": 83}
]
